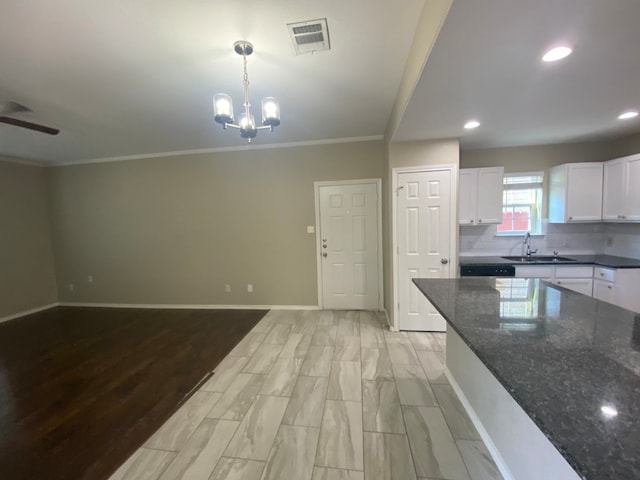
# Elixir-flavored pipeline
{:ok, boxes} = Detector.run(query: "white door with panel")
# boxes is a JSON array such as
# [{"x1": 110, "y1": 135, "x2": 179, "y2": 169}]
[
  {"x1": 397, "y1": 170, "x2": 453, "y2": 331},
  {"x1": 318, "y1": 182, "x2": 379, "y2": 310}
]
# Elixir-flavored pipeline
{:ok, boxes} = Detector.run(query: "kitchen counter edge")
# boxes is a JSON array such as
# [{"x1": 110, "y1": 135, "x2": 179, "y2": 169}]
[{"x1": 459, "y1": 254, "x2": 640, "y2": 269}]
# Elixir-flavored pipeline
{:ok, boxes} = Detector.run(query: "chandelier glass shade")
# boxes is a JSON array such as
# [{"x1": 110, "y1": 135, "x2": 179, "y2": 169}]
[{"x1": 213, "y1": 41, "x2": 280, "y2": 142}]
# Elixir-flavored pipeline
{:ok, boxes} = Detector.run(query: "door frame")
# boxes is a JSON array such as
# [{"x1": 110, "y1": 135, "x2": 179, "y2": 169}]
[
  {"x1": 314, "y1": 178, "x2": 384, "y2": 310},
  {"x1": 392, "y1": 165, "x2": 458, "y2": 331}
]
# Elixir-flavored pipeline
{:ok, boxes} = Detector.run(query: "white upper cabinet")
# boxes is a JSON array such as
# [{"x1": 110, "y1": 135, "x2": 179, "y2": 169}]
[
  {"x1": 459, "y1": 169, "x2": 476, "y2": 225},
  {"x1": 603, "y1": 158, "x2": 627, "y2": 221},
  {"x1": 459, "y1": 167, "x2": 504, "y2": 225},
  {"x1": 603, "y1": 153, "x2": 640, "y2": 222},
  {"x1": 548, "y1": 162, "x2": 603, "y2": 223}
]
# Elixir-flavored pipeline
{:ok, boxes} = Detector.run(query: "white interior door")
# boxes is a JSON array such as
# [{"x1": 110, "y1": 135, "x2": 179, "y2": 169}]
[
  {"x1": 396, "y1": 169, "x2": 453, "y2": 331},
  {"x1": 318, "y1": 182, "x2": 380, "y2": 310}
]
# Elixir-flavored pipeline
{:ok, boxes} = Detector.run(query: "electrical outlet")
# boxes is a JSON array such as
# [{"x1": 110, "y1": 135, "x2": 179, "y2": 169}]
[
  {"x1": 562, "y1": 239, "x2": 570, "y2": 247},
  {"x1": 247, "y1": 284, "x2": 253, "y2": 293},
  {"x1": 68, "y1": 283, "x2": 74, "y2": 292},
  {"x1": 87, "y1": 275, "x2": 93, "y2": 283},
  {"x1": 225, "y1": 284, "x2": 231, "y2": 293},
  {"x1": 306, "y1": 226, "x2": 315, "y2": 233},
  {"x1": 607, "y1": 236, "x2": 614, "y2": 247}
]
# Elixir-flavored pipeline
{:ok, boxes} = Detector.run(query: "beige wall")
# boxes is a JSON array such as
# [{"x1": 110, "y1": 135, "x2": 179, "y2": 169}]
[
  {"x1": 49, "y1": 141, "x2": 384, "y2": 306},
  {"x1": 460, "y1": 139, "x2": 612, "y2": 173},
  {"x1": 608, "y1": 130, "x2": 640, "y2": 158},
  {"x1": 0, "y1": 159, "x2": 58, "y2": 318},
  {"x1": 383, "y1": 139, "x2": 460, "y2": 326}
]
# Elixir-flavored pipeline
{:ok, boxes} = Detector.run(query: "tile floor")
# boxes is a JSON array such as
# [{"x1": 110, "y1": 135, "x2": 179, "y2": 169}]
[{"x1": 109, "y1": 310, "x2": 503, "y2": 480}]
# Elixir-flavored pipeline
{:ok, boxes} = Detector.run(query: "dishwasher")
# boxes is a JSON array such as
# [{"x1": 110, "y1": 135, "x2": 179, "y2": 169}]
[{"x1": 460, "y1": 265, "x2": 516, "y2": 277}]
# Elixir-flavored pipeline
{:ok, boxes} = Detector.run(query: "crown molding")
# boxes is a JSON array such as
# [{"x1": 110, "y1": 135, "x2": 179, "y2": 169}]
[{"x1": 55, "y1": 135, "x2": 384, "y2": 167}]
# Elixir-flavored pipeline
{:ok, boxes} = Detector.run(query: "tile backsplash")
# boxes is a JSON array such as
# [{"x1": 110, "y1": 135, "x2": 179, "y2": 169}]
[
  {"x1": 603, "y1": 223, "x2": 640, "y2": 259},
  {"x1": 458, "y1": 221, "x2": 634, "y2": 257}
]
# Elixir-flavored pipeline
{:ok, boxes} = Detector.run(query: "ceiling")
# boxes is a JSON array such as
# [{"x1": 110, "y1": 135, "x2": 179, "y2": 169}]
[
  {"x1": 394, "y1": 0, "x2": 640, "y2": 148},
  {"x1": 2, "y1": 1, "x2": 640, "y2": 165},
  {"x1": 0, "y1": 0, "x2": 424, "y2": 164}
]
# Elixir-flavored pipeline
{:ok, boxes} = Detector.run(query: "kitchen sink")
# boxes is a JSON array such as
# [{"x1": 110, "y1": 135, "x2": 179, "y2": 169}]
[{"x1": 501, "y1": 255, "x2": 577, "y2": 263}]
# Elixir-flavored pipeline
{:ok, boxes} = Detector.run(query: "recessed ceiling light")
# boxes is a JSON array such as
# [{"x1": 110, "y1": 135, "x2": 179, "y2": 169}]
[
  {"x1": 601, "y1": 405, "x2": 618, "y2": 418},
  {"x1": 542, "y1": 46, "x2": 573, "y2": 62},
  {"x1": 618, "y1": 110, "x2": 639, "y2": 120},
  {"x1": 464, "y1": 120, "x2": 480, "y2": 129}
]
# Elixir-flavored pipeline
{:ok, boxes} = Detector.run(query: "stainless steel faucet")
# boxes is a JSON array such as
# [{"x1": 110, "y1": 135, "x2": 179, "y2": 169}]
[{"x1": 523, "y1": 232, "x2": 538, "y2": 257}]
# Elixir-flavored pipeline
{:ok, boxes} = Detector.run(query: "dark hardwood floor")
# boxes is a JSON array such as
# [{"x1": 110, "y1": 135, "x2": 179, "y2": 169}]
[{"x1": 0, "y1": 306, "x2": 266, "y2": 480}]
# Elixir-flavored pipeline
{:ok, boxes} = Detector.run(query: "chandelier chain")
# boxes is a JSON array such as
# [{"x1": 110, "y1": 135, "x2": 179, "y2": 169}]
[{"x1": 242, "y1": 53, "x2": 251, "y2": 120}]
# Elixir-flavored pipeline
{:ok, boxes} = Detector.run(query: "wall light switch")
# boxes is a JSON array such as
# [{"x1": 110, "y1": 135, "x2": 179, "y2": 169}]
[
  {"x1": 307, "y1": 226, "x2": 315, "y2": 234},
  {"x1": 225, "y1": 284, "x2": 231, "y2": 293},
  {"x1": 247, "y1": 284, "x2": 253, "y2": 293},
  {"x1": 88, "y1": 275, "x2": 93, "y2": 283}
]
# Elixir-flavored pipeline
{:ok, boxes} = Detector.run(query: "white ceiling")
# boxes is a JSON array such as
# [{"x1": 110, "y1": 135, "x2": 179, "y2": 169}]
[
  {"x1": 394, "y1": 0, "x2": 640, "y2": 148},
  {"x1": 3, "y1": 1, "x2": 640, "y2": 165},
  {"x1": 0, "y1": 0, "x2": 424, "y2": 164}
]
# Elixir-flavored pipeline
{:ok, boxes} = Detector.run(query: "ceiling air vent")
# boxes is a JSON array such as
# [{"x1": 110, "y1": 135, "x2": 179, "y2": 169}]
[{"x1": 287, "y1": 18, "x2": 330, "y2": 55}]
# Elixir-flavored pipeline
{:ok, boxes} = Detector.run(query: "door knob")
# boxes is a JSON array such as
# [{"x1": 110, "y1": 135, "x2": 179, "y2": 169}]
[
  {"x1": 441, "y1": 258, "x2": 449, "y2": 264},
  {"x1": 322, "y1": 244, "x2": 327, "y2": 249},
  {"x1": 322, "y1": 252, "x2": 327, "y2": 258}
]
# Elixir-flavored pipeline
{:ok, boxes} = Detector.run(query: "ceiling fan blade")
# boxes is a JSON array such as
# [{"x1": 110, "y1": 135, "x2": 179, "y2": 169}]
[
  {"x1": 0, "y1": 116, "x2": 60, "y2": 135},
  {"x1": 0, "y1": 101, "x2": 30, "y2": 116}
]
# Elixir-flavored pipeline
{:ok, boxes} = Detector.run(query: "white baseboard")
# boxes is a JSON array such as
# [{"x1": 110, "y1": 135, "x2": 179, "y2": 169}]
[
  {"x1": 381, "y1": 309, "x2": 392, "y2": 328},
  {"x1": 445, "y1": 366, "x2": 515, "y2": 480},
  {"x1": 57, "y1": 302, "x2": 321, "y2": 310},
  {"x1": 0, "y1": 302, "x2": 59, "y2": 324}
]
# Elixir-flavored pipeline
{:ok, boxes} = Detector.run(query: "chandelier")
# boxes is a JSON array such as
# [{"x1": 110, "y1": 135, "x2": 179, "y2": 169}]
[{"x1": 213, "y1": 41, "x2": 280, "y2": 143}]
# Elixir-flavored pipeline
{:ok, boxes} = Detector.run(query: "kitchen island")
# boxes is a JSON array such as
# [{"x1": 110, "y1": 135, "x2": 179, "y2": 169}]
[{"x1": 413, "y1": 277, "x2": 640, "y2": 480}]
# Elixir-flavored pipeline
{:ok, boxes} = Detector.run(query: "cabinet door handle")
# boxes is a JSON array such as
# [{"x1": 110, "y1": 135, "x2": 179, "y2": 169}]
[
  {"x1": 608, "y1": 285, "x2": 612, "y2": 290},
  {"x1": 600, "y1": 272, "x2": 605, "y2": 276},
  {"x1": 569, "y1": 216, "x2": 573, "y2": 220},
  {"x1": 470, "y1": 220, "x2": 474, "y2": 224},
  {"x1": 478, "y1": 219, "x2": 482, "y2": 223}
]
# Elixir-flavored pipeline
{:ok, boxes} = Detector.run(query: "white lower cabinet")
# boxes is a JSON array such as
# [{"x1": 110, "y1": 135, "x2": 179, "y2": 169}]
[
  {"x1": 514, "y1": 266, "x2": 553, "y2": 281},
  {"x1": 553, "y1": 265, "x2": 594, "y2": 296},
  {"x1": 593, "y1": 278, "x2": 615, "y2": 303},
  {"x1": 515, "y1": 265, "x2": 593, "y2": 296},
  {"x1": 592, "y1": 267, "x2": 640, "y2": 313},
  {"x1": 554, "y1": 278, "x2": 594, "y2": 296},
  {"x1": 514, "y1": 264, "x2": 640, "y2": 313}
]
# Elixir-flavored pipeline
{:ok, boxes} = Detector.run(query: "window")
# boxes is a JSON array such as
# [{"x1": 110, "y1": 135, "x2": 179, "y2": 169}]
[{"x1": 497, "y1": 172, "x2": 543, "y2": 235}]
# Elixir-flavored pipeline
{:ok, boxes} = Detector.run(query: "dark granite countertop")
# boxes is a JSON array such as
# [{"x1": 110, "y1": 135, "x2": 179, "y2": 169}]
[
  {"x1": 413, "y1": 277, "x2": 640, "y2": 480},
  {"x1": 460, "y1": 254, "x2": 640, "y2": 269}
]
